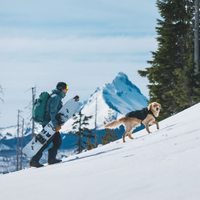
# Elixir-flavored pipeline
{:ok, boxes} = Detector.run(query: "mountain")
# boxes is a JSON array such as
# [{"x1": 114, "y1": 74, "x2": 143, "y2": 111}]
[
  {"x1": 0, "y1": 123, "x2": 33, "y2": 140},
  {"x1": 62, "y1": 72, "x2": 148, "y2": 131},
  {"x1": 0, "y1": 101, "x2": 200, "y2": 200},
  {"x1": 0, "y1": 121, "x2": 34, "y2": 141}
]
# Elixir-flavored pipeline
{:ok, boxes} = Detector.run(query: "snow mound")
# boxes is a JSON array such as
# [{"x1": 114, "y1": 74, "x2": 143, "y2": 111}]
[{"x1": 0, "y1": 102, "x2": 200, "y2": 200}]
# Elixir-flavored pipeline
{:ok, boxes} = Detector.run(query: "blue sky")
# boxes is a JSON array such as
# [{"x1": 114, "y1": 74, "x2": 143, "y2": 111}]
[{"x1": 0, "y1": 0, "x2": 159, "y2": 127}]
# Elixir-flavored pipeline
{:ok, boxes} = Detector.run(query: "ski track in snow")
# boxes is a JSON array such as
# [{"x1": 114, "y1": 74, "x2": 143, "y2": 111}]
[{"x1": 0, "y1": 103, "x2": 200, "y2": 200}]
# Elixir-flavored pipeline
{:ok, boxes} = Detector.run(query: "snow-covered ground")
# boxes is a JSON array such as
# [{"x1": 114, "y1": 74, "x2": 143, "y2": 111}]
[{"x1": 1, "y1": 102, "x2": 200, "y2": 200}]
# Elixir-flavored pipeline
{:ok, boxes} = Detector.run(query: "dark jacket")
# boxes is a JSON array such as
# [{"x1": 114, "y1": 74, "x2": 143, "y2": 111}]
[
  {"x1": 125, "y1": 107, "x2": 155, "y2": 121},
  {"x1": 42, "y1": 89, "x2": 66, "y2": 128}
]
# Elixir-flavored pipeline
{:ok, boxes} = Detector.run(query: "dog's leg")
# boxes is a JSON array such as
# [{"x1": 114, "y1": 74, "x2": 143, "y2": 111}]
[
  {"x1": 128, "y1": 127, "x2": 135, "y2": 140},
  {"x1": 146, "y1": 126, "x2": 151, "y2": 133},
  {"x1": 128, "y1": 132, "x2": 134, "y2": 140},
  {"x1": 151, "y1": 121, "x2": 159, "y2": 129},
  {"x1": 122, "y1": 130, "x2": 128, "y2": 143},
  {"x1": 145, "y1": 120, "x2": 152, "y2": 133}
]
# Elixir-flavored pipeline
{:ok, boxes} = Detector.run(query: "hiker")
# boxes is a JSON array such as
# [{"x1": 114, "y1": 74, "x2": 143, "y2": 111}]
[{"x1": 29, "y1": 82, "x2": 79, "y2": 167}]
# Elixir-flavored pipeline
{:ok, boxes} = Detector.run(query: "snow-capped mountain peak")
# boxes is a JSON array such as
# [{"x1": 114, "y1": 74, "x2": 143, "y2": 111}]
[
  {"x1": 102, "y1": 72, "x2": 148, "y2": 113},
  {"x1": 112, "y1": 72, "x2": 142, "y2": 94},
  {"x1": 62, "y1": 72, "x2": 148, "y2": 131}
]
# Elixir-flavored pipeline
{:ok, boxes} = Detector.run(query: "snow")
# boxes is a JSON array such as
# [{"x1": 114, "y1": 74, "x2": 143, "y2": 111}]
[
  {"x1": 0, "y1": 126, "x2": 18, "y2": 139},
  {"x1": 0, "y1": 102, "x2": 200, "y2": 200},
  {"x1": 0, "y1": 144, "x2": 11, "y2": 151},
  {"x1": 0, "y1": 122, "x2": 41, "y2": 140}
]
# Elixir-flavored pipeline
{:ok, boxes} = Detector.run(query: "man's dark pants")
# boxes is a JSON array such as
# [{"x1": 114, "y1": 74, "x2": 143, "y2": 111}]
[{"x1": 31, "y1": 130, "x2": 62, "y2": 163}]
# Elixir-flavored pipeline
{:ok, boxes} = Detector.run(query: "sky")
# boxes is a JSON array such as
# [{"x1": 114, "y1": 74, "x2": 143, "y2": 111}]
[{"x1": 0, "y1": 0, "x2": 159, "y2": 127}]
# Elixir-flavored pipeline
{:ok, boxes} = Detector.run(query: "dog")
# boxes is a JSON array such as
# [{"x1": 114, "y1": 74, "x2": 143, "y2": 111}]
[{"x1": 104, "y1": 102, "x2": 161, "y2": 142}]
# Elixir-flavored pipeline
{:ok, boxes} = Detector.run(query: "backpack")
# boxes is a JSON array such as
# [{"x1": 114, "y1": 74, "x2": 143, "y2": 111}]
[{"x1": 32, "y1": 92, "x2": 50, "y2": 124}]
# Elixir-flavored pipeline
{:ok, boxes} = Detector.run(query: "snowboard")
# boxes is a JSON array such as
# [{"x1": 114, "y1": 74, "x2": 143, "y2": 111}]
[{"x1": 23, "y1": 98, "x2": 79, "y2": 158}]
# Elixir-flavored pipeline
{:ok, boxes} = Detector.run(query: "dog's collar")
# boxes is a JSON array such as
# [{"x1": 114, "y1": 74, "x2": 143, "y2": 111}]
[{"x1": 148, "y1": 109, "x2": 156, "y2": 118}]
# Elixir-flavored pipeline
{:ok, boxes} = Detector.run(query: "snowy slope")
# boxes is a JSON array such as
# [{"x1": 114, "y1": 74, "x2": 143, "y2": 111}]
[
  {"x1": 62, "y1": 72, "x2": 148, "y2": 131},
  {"x1": 0, "y1": 102, "x2": 200, "y2": 200}
]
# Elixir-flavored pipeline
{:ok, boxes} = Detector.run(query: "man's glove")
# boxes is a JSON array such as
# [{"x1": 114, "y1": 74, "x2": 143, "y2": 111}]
[
  {"x1": 55, "y1": 125, "x2": 61, "y2": 132},
  {"x1": 73, "y1": 95, "x2": 79, "y2": 101}
]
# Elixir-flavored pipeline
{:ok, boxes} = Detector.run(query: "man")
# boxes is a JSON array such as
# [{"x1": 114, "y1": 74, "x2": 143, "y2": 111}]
[{"x1": 29, "y1": 82, "x2": 79, "y2": 168}]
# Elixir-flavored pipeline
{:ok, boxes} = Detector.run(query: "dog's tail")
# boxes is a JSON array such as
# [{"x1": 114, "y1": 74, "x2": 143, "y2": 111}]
[{"x1": 104, "y1": 117, "x2": 125, "y2": 129}]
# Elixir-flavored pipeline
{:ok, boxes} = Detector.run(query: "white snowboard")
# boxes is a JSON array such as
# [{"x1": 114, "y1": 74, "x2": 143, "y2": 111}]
[{"x1": 23, "y1": 98, "x2": 79, "y2": 158}]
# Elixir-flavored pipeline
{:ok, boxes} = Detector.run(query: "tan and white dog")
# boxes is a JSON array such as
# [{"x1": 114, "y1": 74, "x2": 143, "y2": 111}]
[{"x1": 104, "y1": 102, "x2": 161, "y2": 142}]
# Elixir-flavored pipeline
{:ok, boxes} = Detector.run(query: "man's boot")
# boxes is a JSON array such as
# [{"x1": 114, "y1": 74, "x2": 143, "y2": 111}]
[
  {"x1": 48, "y1": 158, "x2": 62, "y2": 165},
  {"x1": 29, "y1": 160, "x2": 44, "y2": 168}
]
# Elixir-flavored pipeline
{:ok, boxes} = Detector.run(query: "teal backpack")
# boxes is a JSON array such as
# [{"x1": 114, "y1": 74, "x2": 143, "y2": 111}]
[{"x1": 32, "y1": 92, "x2": 50, "y2": 124}]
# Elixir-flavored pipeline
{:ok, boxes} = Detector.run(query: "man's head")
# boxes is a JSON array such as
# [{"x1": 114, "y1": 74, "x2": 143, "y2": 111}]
[{"x1": 56, "y1": 82, "x2": 68, "y2": 94}]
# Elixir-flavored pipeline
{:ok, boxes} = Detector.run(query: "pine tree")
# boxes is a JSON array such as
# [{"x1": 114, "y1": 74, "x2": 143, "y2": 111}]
[
  {"x1": 86, "y1": 137, "x2": 95, "y2": 150},
  {"x1": 171, "y1": 0, "x2": 200, "y2": 109},
  {"x1": 138, "y1": 0, "x2": 200, "y2": 120},
  {"x1": 101, "y1": 107, "x2": 118, "y2": 145},
  {"x1": 71, "y1": 111, "x2": 94, "y2": 154}
]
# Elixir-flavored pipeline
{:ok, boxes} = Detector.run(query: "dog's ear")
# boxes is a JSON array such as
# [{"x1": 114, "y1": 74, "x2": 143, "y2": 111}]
[
  {"x1": 147, "y1": 103, "x2": 152, "y2": 110},
  {"x1": 159, "y1": 103, "x2": 161, "y2": 109}
]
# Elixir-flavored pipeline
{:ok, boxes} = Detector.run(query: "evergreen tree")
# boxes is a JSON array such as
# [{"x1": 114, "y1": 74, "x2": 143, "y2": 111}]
[
  {"x1": 171, "y1": 0, "x2": 200, "y2": 110},
  {"x1": 86, "y1": 137, "x2": 95, "y2": 150},
  {"x1": 71, "y1": 111, "x2": 94, "y2": 154},
  {"x1": 138, "y1": 0, "x2": 200, "y2": 120},
  {"x1": 101, "y1": 107, "x2": 118, "y2": 145}
]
